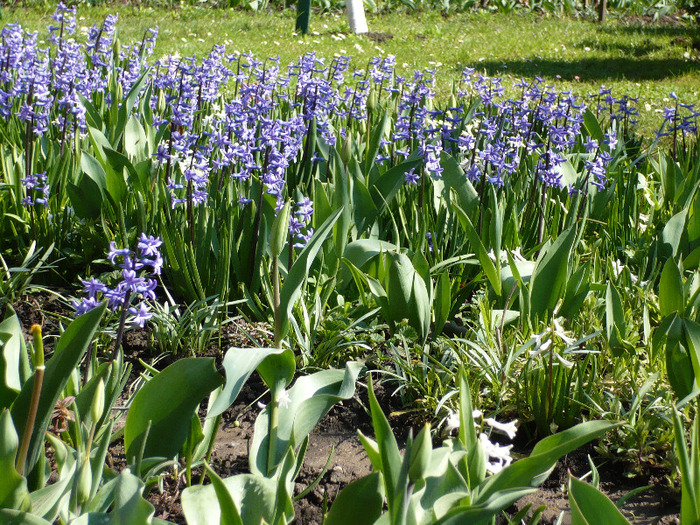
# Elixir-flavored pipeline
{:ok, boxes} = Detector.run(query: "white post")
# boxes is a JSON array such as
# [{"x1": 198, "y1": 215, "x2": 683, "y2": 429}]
[{"x1": 347, "y1": 0, "x2": 369, "y2": 34}]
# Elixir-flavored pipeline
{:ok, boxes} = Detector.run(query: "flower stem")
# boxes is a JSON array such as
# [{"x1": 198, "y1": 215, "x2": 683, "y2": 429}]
[{"x1": 17, "y1": 325, "x2": 45, "y2": 476}]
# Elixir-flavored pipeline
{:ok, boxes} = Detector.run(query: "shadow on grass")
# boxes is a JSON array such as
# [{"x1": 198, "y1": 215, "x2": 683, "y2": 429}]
[
  {"x1": 576, "y1": 39, "x2": 664, "y2": 56},
  {"x1": 599, "y1": 23, "x2": 698, "y2": 38},
  {"x1": 471, "y1": 57, "x2": 698, "y2": 81}
]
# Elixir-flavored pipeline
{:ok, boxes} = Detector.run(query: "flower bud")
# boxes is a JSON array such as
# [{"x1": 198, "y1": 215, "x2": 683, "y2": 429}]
[
  {"x1": 157, "y1": 90, "x2": 166, "y2": 115},
  {"x1": 269, "y1": 200, "x2": 291, "y2": 259},
  {"x1": 90, "y1": 379, "x2": 105, "y2": 425},
  {"x1": 29, "y1": 325, "x2": 44, "y2": 369},
  {"x1": 340, "y1": 135, "x2": 353, "y2": 165},
  {"x1": 77, "y1": 459, "x2": 92, "y2": 506},
  {"x1": 367, "y1": 90, "x2": 377, "y2": 113}
]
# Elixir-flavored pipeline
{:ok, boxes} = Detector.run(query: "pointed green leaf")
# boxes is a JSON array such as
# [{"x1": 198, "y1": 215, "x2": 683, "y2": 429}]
[
  {"x1": 124, "y1": 358, "x2": 223, "y2": 463},
  {"x1": 569, "y1": 475, "x2": 631, "y2": 525}
]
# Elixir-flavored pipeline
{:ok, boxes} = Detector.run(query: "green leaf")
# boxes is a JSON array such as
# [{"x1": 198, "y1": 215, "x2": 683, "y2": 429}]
[
  {"x1": 208, "y1": 347, "x2": 289, "y2": 418},
  {"x1": 124, "y1": 358, "x2": 223, "y2": 463},
  {"x1": 256, "y1": 348, "x2": 296, "y2": 393},
  {"x1": 673, "y1": 407, "x2": 700, "y2": 524},
  {"x1": 661, "y1": 208, "x2": 688, "y2": 260},
  {"x1": 269, "y1": 201, "x2": 291, "y2": 259},
  {"x1": 441, "y1": 153, "x2": 479, "y2": 217},
  {"x1": 103, "y1": 147, "x2": 135, "y2": 203},
  {"x1": 659, "y1": 259, "x2": 684, "y2": 317},
  {"x1": 182, "y1": 474, "x2": 277, "y2": 525},
  {"x1": 605, "y1": 282, "x2": 627, "y2": 356},
  {"x1": 325, "y1": 472, "x2": 384, "y2": 525},
  {"x1": 279, "y1": 208, "x2": 343, "y2": 338},
  {"x1": 0, "y1": 410, "x2": 29, "y2": 509},
  {"x1": 367, "y1": 376, "x2": 403, "y2": 514},
  {"x1": 250, "y1": 362, "x2": 361, "y2": 477},
  {"x1": 682, "y1": 319, "x2": 700, "y2": 392},
  {"x1": 80, "y1": 152, "x2": 107, "y2": 196},
  {"x1": 453, "y1": 202, "x2": 501, "y2": 296},
  {"x1": 433, "y1": 273, "x2": 451, "y2": 335},
  {"x1": 352, "y1": 174, "x2": 379, "y2": 234},
  {"x1": 67, "y1": 179, "x2": 103, "y2": 220},
  {"x1": 0, "y1": 308, "x2": 29, "y2": 409},
  {"x1": 434, "y1": 488, "x2": 536, "y2": 525},
  {"x1": 475, "y1": 421, "x2": 620, "y2": 504},
  {"x1": 204, "y1": 463, "x2": 243, "y2": 525},
  {"x1": 371, "y1": 159, "x2": 421, "y2": 212},
  {"x1": 583, "y1": 109, "x2": 604, "y2": 143},
  {"x1": 385, "y1": 252, "x2": 431, "y2": 342},
  {"x1": 124, "y1": 115, "x2": 148, "y2": 161},
  {"x1": 0, "y1": 509, "x2": 52, "y2": 525},
  {"x1": 11, "y1": 303, "x2": 107, "y2": 476},
  {"x1": 529, "y1": 227, "x2": 577, "y2": 324},
  {"x1": 71, "y1": 470, "x2": 156, "y2": 525},
  {"x1": 569, "y1": 476, "x2": 631, "y2": 525}
]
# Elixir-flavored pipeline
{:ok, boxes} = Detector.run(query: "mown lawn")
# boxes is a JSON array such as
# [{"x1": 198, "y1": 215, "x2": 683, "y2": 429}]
[{"x1": 5, "y1": 5, "x2": 700, "y2": 135}]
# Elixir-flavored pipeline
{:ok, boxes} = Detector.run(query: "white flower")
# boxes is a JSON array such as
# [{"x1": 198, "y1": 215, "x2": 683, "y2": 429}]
[
  {"x1": 445, "y1": 410, "x2": 461, "y2": 435},
  {"x1": 484, "y1": 417, "x2": 518, "y2": 440},
  {"x1": 479, "y1": 433, "x2": 513, "y2": 474},
  {"x1": 552, "y1": 319, "x2": 575, "y2": 345},
  {"x1": 277, "y1": 389, "x2": 291, "y2": 409}
]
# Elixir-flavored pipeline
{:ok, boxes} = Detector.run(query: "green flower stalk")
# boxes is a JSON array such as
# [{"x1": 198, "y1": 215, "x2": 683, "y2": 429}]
[
  {"x1": 17, "y1": 324, "x2": 45, "y2": 476},
  {"x1": 270, "y1": 200, "x2": 291, "y2": 348}
]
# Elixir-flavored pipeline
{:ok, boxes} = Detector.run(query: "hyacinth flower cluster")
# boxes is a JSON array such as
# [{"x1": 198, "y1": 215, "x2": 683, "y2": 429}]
[
  {"x1": 20, "y1": 172, "x2": 49, "y2": 207},
  {"x1": 289, "y1": 197, "x2": 314, "y2": 249},
  {"x1": 2, "y1": 4, "x2": 118, "y2": 144},
  {"x1": 657, "y1": 92, "x2": 700, "y2": 158},
  {"x1": 73, "y1": 234, "x2": 163, "y2": 328},
  {"x1": 3, "y1": 8, "x2": 698, "y2": 255}
]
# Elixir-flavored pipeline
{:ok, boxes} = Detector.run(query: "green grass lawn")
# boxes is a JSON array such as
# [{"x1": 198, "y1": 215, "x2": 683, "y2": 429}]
[{"x1": 4, "y1": 5, "x2": 700, "y2": 135}]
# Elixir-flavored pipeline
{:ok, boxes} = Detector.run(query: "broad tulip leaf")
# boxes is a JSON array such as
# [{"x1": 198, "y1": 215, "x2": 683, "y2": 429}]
[
  {"x1": 256, "y1": 348, "x2": 296, "y2": 393},
  {"x1": 660, "y1": 208, "x2": 688, "y2": 259},
  {"x1": 204, "y1": 463, "x2": 243, "y2": 525},
  {"x1": 659, "y1": 259, "x2": 684, "y2": 317},
  {"x1": 441, "y1": 153, "x2": 479, "y2": 218},
  {"x1": 0, "y1": 308, "x2": 30, "y2": 409},
  {"x1": 434, "y1": 488, "x2": 536, "y2": 525},
  {"x1": 386, "y1": 252, "x2": 431, "y2": 341},
  {"x1": 0, "y1": 410, "x2": 29, "y2": 509},
  {"x1": 605, "y1": 282, "x2": 627, "y2": 356},
  {"x1": 529, "y1": 226, "x2": 577, "y2": 324},
  {"x1": 80, "y1": 152, "x2": 107, "y2": 196},
  {"x1": 583, "y1": 109, "x2": 604, "y2": 142},
  {"x1": 367, "y1": 376, "x2": 402, "y2": 512},
  {"x1": 0, "y1": 510, "x2": 52, "y2": 525},
  {"x1": 125, "y1": 358, "x2": 223, "y2": 463},
  {"x1": 682, "y1": 319, "x2": 700, "y2": 391},
  {"x1": 325, "y1": 472, "x2": 384, "y2": 525},
  {"x1": 250, "y1": 362, "x2": 361, "y2": 477},
  {"x1": 569, "y1": 476, "x2": 631, "y2": 525},
  {"x1": 208, "y1": 347, "x2": 289, "y2": 418},
  {"x1": 474, "y1": 420, "x2": 619, "y2": 504},
  {"x1": 71, "y1": 470, "x2": 156, "y2": 525},
  {"x1": 182, "y1": 474, "x2": 277, "y2": 525}
]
